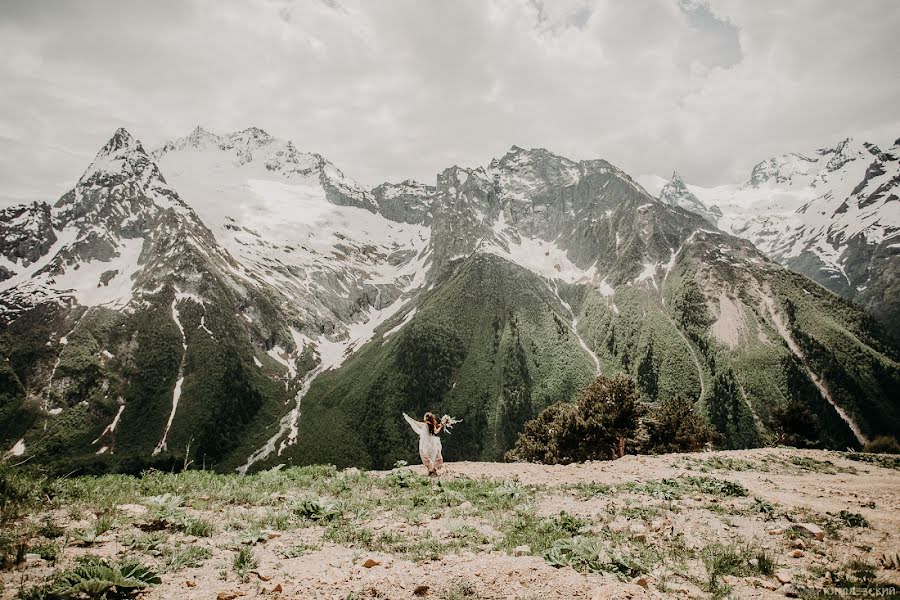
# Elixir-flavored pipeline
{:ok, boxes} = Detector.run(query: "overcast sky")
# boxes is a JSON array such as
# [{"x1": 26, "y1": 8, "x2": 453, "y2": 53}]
[{"x1": 1, "y1": 0, "x2": 898, "y2": 206}]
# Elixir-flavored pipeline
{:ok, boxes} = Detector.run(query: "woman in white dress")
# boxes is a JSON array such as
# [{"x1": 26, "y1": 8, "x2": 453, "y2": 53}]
[{"x1": 403, "y1": 412, "x2": 444, "y2": 475}]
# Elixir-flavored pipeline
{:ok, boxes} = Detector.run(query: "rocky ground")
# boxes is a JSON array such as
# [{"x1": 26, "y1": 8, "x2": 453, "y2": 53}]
[{"x1": 3, "y1": 448, "x2": 899, "y2": 599}]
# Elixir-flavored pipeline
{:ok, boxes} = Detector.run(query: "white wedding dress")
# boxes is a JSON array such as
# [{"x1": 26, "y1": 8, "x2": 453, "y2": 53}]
[{"x1": 403, "y1": 413, "x2": 443, "y2": 474}]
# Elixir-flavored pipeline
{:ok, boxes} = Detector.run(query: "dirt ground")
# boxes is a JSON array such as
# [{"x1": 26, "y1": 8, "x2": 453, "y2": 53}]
[{"x1": 4, "y1": 447, "x2": 899, "y2": 600}]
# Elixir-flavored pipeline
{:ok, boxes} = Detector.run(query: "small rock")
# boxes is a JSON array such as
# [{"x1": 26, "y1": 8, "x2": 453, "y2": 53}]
[
  {"x1": 458, "y1": 501, "x2": 473, "y2": 511},
  {"x1": 792, "y1": 523, "x2": 824, "y2": 541},
  {"x1": 271, "y1": 583, "x2": 283, "y2": 594},
  {"x1": 789, "y1": 550, "x2": 804, "y2": 558},
  {"x1": 362, "y1": 558, "x2": 380, "y2": 568},
  {"x1": 749, "y1": 558, "x2": 760, "y2": 569},
  {"x1": 650, "y1": 518, "x2": 666, "y2": 531},
  {"x1": 512, "y1": 545, "x2": 531, "y2": 556},
  {"x1": 251, "y1": 571, "x2": 272, "y2": 581},
  {"x1": 775, "y1": 570, "x2": 793, "y2": 585},
  {"x1": 185, "y1": 581, "x2": 197, "y2": 588},
  {"x1": 24, "y1": 553, "x2": 42, "y2": 562},
  {"x1": 767, "y1": 527, "x2": 786, "y2": 535},
  {"x1": 265, "y1": 531, "x2": 281, "y2": 540},
  {"x1": 757, "y1": 578, "x2": 779, "y2": 591},
  {"x1": 413, "y1": 584, "x2": 430, "y2": 596},
  {"x1": 217, "y1": 592, "x2": 244, "y2": 600},
  {"x1": 790, "y1": 538, "x2": 806, "y2": 550},
  {"x1": 780, "y1": 584, "x2": 799, "y2": 597},
  {"x1": 631, "y1": 576, "x2": 650, "y2": 589}
]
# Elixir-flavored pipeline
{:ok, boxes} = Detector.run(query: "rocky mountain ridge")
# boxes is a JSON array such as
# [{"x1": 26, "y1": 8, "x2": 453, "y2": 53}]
[
  {"x1": 1, "y1": 127, "x2": 897, "y2": 475},
  {"x1": 644, "y1": 137, "x2": 900, "y2": 339}
]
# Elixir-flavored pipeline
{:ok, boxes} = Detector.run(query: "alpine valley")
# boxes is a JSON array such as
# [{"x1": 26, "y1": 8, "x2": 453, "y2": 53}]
[{"x1": 1, "y1": 128, "x2": 898, "y2": 475}]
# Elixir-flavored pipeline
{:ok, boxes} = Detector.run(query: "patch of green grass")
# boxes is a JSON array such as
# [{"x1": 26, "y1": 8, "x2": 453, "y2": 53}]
[
  {"x1": 37, "y1": 518, "x2": 65, "y2": 539},
  {"x1": 323, "y1": 522, "x2": 375, "y2": 547},
  {"x1": 809, "y1": 556, "x2": 900, "y2": 595},
  {"x1": 30, "y1": 542, "x2": 63, "y2": 565},
  {"x1": 683, "y1": 457, "x2": 767, "y2": 473},
  {"x1": 278, "y1": 542, "x2": 322, "y2": 559},
  {"x1": 620, "y1": 504, "x2": 662, "y2": 521},
  {"x1": 445, "y1": 524, "x2": 491, "y2": 547},
  {"x1": 543, "y1": 535, "x2": 660, "y2": 580},
  {"x1": 562, "y1": 482, "x2": 614, "y2": 499},
  {"x1": 499, "y1": 511, "x2": 586, "y2": 555},
  {"x1": 177, "y1": 516, "x2": 216, "y2": 537},
  {"x1": 753, "y1": 549, "x2": 778, "y2": 576},
  {"x1": 231, "y1": 546, "x2": 257, "y2": 579},
  {"x1": 0, "y1": 462, "x2": 45, "y2": 525},
  {"x1": 262, "y1": 510, "x2": 295, "y2": 531},
  {"x1": 786, "y1": 456, "x2": 857, "y2": 475},
  {"x1": 293, "y1": 497, "x2": 341, "y2": 523},
  {"x1": 441, "y1": 579, "x2": 484, "y2": 599},
  {"x1": 121, "y1": 532, "x2": 167, "y2": 555},
  {"x1": 627, "y1": 476, "x2": 747, "y2": 500},
  {"x1": 749, "y1": 496, "x2": 777, "y2": 520},
  {"x1": 94, "y1": 514, "x2": 116, "y2": 536},
  {"x1": 323, "y1": 519, "x2": 486, "y2": 563},
  {"x1": 160, "y1": 545, "x2": 212, "y2": 572},
  {"x1": 700, "y1": 542, "x2": 777, "y2": 595},
  {"x1": 837, "y1": 510, "x2": 869, "y2": 528},
  {"x1": 843, "y1": 452, "x2": 900, "y2": 471}
]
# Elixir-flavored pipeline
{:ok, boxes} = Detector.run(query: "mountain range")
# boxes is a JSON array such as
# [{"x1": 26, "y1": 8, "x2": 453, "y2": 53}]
[
  {"x1": 644, "y1": 137, "x2": 900, "y2": 340},
  {"x1": 1, "y1": 127, "x2": 898, "y2": 475}
]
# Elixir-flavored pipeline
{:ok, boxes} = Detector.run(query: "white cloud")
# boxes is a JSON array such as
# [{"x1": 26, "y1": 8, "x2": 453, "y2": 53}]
[{"x1": 0, "y1": 0, "x2": 897, "y2": 206}]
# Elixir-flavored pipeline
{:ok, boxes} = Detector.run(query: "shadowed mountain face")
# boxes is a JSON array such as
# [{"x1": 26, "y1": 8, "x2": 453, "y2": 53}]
[{"x1": 1, "y1": 128, "x2": 898, "y2": 474}]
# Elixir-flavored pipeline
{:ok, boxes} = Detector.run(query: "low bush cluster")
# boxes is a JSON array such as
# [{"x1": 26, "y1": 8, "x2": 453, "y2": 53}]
[{"x1": 506, "y1": 374, "x2": 644, "y2": 464}]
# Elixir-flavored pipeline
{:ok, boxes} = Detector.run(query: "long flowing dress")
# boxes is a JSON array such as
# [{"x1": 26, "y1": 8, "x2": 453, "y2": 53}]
[{"x1": 403, "y1": 413, "x2": 443, "y2": 474}]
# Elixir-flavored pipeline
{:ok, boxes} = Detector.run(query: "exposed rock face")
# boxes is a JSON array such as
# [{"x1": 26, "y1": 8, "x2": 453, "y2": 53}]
[
  {"x1": 658, "y1": 172, "x2": 722, "y2": 227},
  {"x1": 0, "y1": 202, "x2": 56, "y2": 280},
  {"x1": 371, "y1": 180, "x2": 434, "y2": 225},
  {"x1": 649, "y1": 137, "x2": 900, "y2": 340},
  {"x1": 1, "y1": 128, "x2": 898, "y2": 476}
]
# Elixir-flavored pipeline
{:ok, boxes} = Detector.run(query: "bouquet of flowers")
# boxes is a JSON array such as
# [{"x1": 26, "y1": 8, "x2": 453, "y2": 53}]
[{"x1": 439, "y1": 415, "x2": 462, "y2": 433}]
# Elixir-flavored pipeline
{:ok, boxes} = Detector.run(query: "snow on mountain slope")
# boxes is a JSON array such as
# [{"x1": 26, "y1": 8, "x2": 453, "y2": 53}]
[
  {"x1": 0, "y1": 129, "x2": 209, "y2": 314},
  {"x1": 640, "y1": 138, "x2": 900, "y2": 335},
  {"x1": 153, "y1": 127, "x2": 431, "y2": 339}
]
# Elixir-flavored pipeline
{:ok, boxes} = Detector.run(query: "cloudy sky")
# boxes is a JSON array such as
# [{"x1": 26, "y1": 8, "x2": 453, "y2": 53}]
[{"x1": 1, "y1": 0, "x2": 898, "y2": 206}]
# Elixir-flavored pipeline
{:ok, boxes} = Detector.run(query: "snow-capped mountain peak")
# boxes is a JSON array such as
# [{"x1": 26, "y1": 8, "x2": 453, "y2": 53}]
[
  {"x1": 647, "y1": 135, "x2": 900, "y2": 337},
  {"x1": 79, "y1": 127, "x2": 162, "y2": 187},
  {"x1": 657, "y1": 171, "x2": 722, "y2": 227},
  {"x1": 744, "y1": 137, "x2": 871, "y2": 189}
]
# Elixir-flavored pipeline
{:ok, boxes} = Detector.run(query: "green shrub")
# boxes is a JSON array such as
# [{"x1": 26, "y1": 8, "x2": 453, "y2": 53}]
[
  {"x1": 643, "y1": 395, "x2": 715, "y2": 453},
  {"x1": 293, "y1": 498, "x2": 341, "y2": 523},
  {"x1": 34, "y1": 556, "x2": 161, "y2": 599},
  {"x1": 863, "y1": 436, "x2": 900, "y2": 454},
  {"x1": 837, "y1": 510, "x2": 869, "y2": 528},
  {"x1": 507, "y1": 374, "x2": 644, "y2": 464}
]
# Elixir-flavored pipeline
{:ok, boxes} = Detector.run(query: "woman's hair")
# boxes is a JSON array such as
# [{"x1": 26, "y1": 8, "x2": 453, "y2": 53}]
[{"x1": 423, "y1": 412, "x2": 443, "y2": 435}]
